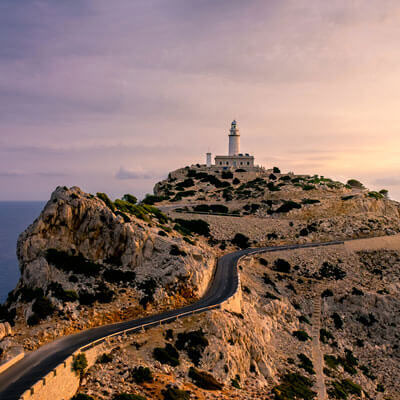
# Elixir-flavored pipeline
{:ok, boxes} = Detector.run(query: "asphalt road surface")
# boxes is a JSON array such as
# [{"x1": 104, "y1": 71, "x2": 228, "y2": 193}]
[{"x1": 0, "y1": 240, "x2": 343, "y2": 399}]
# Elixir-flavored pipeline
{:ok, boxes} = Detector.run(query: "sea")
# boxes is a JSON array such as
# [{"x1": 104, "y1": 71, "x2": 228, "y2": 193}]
[{"x1": 0, "y1": 202, "x2": 45, "y2": 303}]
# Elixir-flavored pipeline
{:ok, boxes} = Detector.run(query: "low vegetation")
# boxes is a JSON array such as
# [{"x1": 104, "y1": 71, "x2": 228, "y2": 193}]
[{"x1": 188, "y1": 367, "x2": 223, "y2": 390}]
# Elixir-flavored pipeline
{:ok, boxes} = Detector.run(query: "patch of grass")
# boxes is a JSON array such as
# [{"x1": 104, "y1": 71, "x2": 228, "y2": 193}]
[{"x1": 188, "y1": 367, "x2": 223, "y2": 390}]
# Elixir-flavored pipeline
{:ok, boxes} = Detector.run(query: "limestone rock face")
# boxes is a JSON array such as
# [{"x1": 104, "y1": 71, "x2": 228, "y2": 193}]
[{"x1": 9, "y1": 186, "x2": 215, "y2": 331}]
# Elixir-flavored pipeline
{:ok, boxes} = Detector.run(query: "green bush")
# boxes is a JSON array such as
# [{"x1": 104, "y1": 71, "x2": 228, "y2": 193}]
[
  {"x1": 209, "y1": 204, "x2": 229, "y2": 213},
  {"x1": 72, "y1": 353, "x2": 88, "y2": 377},
  {"x1": 221, "y1": 171, "x2": 233, "y2": 179},
  {"x1": 328, "y1": 379, "x2": 362, "y2": 399},
  {"x1": 193, "y1": 204, "x2": 210, "y2": 212},
  {"x1": 97, "y1": 192, "x2": 115, "y2": 211},
  {"x1": 153, "y1": 343, "x2": 180, "y2": 366},
  {"x1": 174, "y1": 219, "x2": 210, "y2": 236},
  {"x1": 319, "y1": 262, "x2": 346, "y2": 280},
  {"x1": 346, "y1": 179, "x2": 364, "y2": 189},
  {"x1": 273, "y1": 259, "x2": 291, "y2": 273},
  {"x1": 324, "y1": 355, "x2": 340, "y2": 370},
  {"x1": 161, "y1": 386, "x2": 190, "y2": 400},
  {"x1": 298, "y1": 354, "x2": 315, "y2": 375},
  {"x1": 275, "y1": 201, "x2": 302, "y2": 213},
  {"x1": 320, "y1": 329, "x2": 334, "y2": 344},
  {"x1": 302, "y1": 184, "x2": 315, "y2": 191},
  {"x1": 131, "y1": 366, "x2": 153, "y2": 383},
  {"x1": 273, "y1": 167, "x2": 281, "y2": 173},
  {"x1": 231, "y1": 233, "x2": 250, "y2": 249},
  {"x1": 47, "y1": 282, "x2": 78, "y2": 303},
  {"x1": 122, "y1": 194, "x2": 137, "y2": 204},
  {"x1": 272, "y1": 373, "x2": 316, "y2": 400},
  {"x1": 298, "y1": 316, "x2": 310, "y2": 325},
  {"x1": 368, "y1": 191, "x2": 384, "y2": 200},
  {"x1": 142, "y1": 194, "x2": 164, "y2": 205},
  {"x1": 188, "y1": 367, "x2": 223, "y2": 390},
  {"x1": 231, "y1": 377, "x2": 241, "y2": 389},
  {"x1": 301, "y1": 199, "x2": 320, "y2": 205},
  {"x1": 292, "y1": 330, "x2": 311, "y2": 342}
]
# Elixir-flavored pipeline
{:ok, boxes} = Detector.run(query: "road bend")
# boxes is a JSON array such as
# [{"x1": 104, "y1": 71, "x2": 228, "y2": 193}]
[{"x1": 0, "y1": 240, "x2": 343, "y2": 399}]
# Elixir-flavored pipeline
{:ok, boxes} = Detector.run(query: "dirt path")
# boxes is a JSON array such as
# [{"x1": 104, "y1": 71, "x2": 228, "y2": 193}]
[{"x1": 311, "y1": 284, "x2": 327, "y2": 400}]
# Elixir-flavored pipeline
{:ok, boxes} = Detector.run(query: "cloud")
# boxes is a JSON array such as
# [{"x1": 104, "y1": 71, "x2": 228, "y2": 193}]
[{"x1": 115, "y1": 167, "x2": 164, "y2": 180}]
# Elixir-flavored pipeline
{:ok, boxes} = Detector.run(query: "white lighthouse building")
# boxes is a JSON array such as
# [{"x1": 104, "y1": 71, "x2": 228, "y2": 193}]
[{"x1": 210, "y1": 120, "x2": 255, "y2": 168}]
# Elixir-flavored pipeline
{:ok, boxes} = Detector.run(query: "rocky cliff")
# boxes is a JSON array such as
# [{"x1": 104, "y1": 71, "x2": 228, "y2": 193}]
[{"x1": 0, "y1": 186, "x2": 216, "y2": 356}]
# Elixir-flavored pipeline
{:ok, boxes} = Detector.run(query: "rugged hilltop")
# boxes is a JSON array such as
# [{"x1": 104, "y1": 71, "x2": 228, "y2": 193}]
[{"x1": 1, "y1": 165, "x2": 400, "y2": 400}]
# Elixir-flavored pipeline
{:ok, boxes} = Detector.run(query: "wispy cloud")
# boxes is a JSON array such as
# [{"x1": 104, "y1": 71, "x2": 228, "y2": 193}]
[{"x1": 115, "y1": 167, "x2": 164, "y2": 180}]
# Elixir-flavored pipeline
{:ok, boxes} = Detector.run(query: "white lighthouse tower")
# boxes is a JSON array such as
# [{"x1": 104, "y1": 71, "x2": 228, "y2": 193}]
[{"x1": 228, "y1": 120, "x2": 240, "y2": 156}]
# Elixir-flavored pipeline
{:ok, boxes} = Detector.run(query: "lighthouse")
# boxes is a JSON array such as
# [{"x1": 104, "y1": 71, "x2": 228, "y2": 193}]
[
  {"x1": 212, "y1": 120, "x2": 255, "y2": 168},
  {"x1": 228, "y1": 120, "x2": 240, "y2": 156}
]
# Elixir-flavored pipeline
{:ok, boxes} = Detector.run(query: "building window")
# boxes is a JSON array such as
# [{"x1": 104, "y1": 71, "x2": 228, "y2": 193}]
[
  {"x1": 219, "y1": 162, "x2": 222, "y2": 165},
  {"x1": 226, "y1": 161, "x2": 229, "y2": 165},
  {"x1": 240, "y1": 162, "x2": 243, "y2": 165},
  {"x1": 247, "y1": 162, "x2": 250, "y2": 165}
]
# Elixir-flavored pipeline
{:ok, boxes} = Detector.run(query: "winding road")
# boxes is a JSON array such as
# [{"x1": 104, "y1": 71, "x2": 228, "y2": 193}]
[{"x1": 0, "y1": 240, "x2": 344, "y2": 400}]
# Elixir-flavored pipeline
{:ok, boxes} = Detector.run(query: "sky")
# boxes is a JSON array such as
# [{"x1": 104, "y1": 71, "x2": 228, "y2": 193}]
[{"x1": 1, "y1": 0, "x2": 400, "y2": 201}]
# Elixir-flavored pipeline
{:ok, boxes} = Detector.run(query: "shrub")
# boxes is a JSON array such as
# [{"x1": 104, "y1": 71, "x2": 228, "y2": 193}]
[
  {"x1": 376, "y1": 383, "x2": 385, "y2": 392},
  {"x1": 221, "y1": 171, "x2": 233, "y2": 179},
  {"x1": 142, "y1": 194, "x2": 164, "y2": 205},
  {"x1": 174, "y1": 219, "x2": 210, "y2": 236},
  {"x1": 153, "y1": 343, "x2": 180, "y2": 366},
  {"x1": 169, "y1": 245, "x2": 187, "y2": 257},
  {"x1": 97, "y1": 353, "x2": 113, "y2": 363},
  {"x1": 259, "y1": 258, "x2": 268, "y2": 266},
  {"x1": 332, "y1": 313, "x2": 343, "y2": 329},
  {"x1": 357, "y1": 313, "x2": 377, "y2": 327},
  {"x1": 188, "y1": 367, "x2": 223, "y2": 390},
  {"x1": 301, "y1": 199, "x2": 320, "y2": 205},
  {"x1": 298, "y1": 353, "x2": 315, "y2": 375},
  {"x1": 138, "y1": 278, "x2": 158, "y2": 308},
  {"x1": 346, "y1": 179, "x2": 364, "y2": 189},
  {"x1": 302, "y1": 185, "x2": 315, "y2": 191},
  {"x1": 161, "y1": 386, "x2": 190, "y2": 400},
  {"x1": 298, "y1": 316, "x2": 310, "y2": 325},
  {"x1": 71, "y1": 395, "x2": 95, "y2": 400},
  {"x1": 368, "y1": 191, "x2": 384, "y2": 200},
  {"x1": 379, "y1": 189, "x2": 389, "y2": 198},
  {"x1": 324, "y1": 355, "x2": 340, "y2": 370},
  {"x1": 321, "y1": 289, "x2": 333, "y2": 298},
  {"x1": 293, "y1": 330, "x2": 311, "y2": 342},
  {"x1": 72, "y1": 353, "x2": 88, "y2": 377},
  {"x1": 113, "y1": 395, "x2": 146, "y2": 400},
  {"x1": 19, "y1": 286, "x2": 44, "y2": 303},
  {"x1": 209, "y1": 204, "x2": 229, "y2": 214},
  {"x1": 97, "y1": 192, "x2": 115, "y2": 211},
  {"x1": 122, "y1": 194, "x2": 137, "y2": 204},
  {"x1": 319, "y1": 262, "x2": 346, "y2": 280},
  {"x1": 273, "y1": 167, "x2": 281, "y2": 173},
  {"x1": 341, "y1": 195, "x2": 355, "y2": 201},
  {"x1": 95, "y1": 283, "x2": 115, "y2": 303},
  {"x1": 235, "y1": 168, "x2": 246, "y2": 172},
  {"x1": 193, "y1": 204, "x2": 210, "y2": 212},
  {"x1": 273, "y1": 259, "x2": 291, "y2": 273},
  {"x1": 328, "y1": 379, "x2": 362, "y2": 399},
  {"x1": 47, "y1": 282, "x2": 78, "y2": 303},
  {"x1": 32, "y1": 296, "x2": 55, "y2": 321},
  {"x1": 320, "y1": 329, "x2": 334, "y2": 344},
  {"x1": 231, "y1": 377, "x2": 241, "y2": 389},
  {"x1": 272, "y1": 373, "x2": 316, "y2": 400},
  {"x1": 78, "y1": 291, "x2": 96, "y2": 306},
  {"x1": 265, "y1": 292, "x2": 279, "y2": 300},
  {"x1": 45, "y1": 249, "x2": 102, "y2": 277},
  {"x1": 351, "y1": 287, "x2": 364, "y2": 296},
  {"x1": 275, "y1": 201, "x2": 302, "y2": 213},
  {"x1": 103, "y1": 269, "x2": 136, "y2": 284},
  {"x1": 175, "y1": 329, "x2": 208, "y2": 366},
  {"x1": 231, "y1": 233, "x2": 250, "y2": 249},
  {"x1": 232, "y1": 178, "x2": 240, "y2": 185},
  {"x1": 131, "y1": 366, "x2": 153, "y2": 383}
]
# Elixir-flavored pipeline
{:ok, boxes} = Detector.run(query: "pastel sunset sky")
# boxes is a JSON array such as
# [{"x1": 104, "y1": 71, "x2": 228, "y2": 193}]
[{"x1": 1, "y1": 1, "x2": 400, "y2": 200}]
